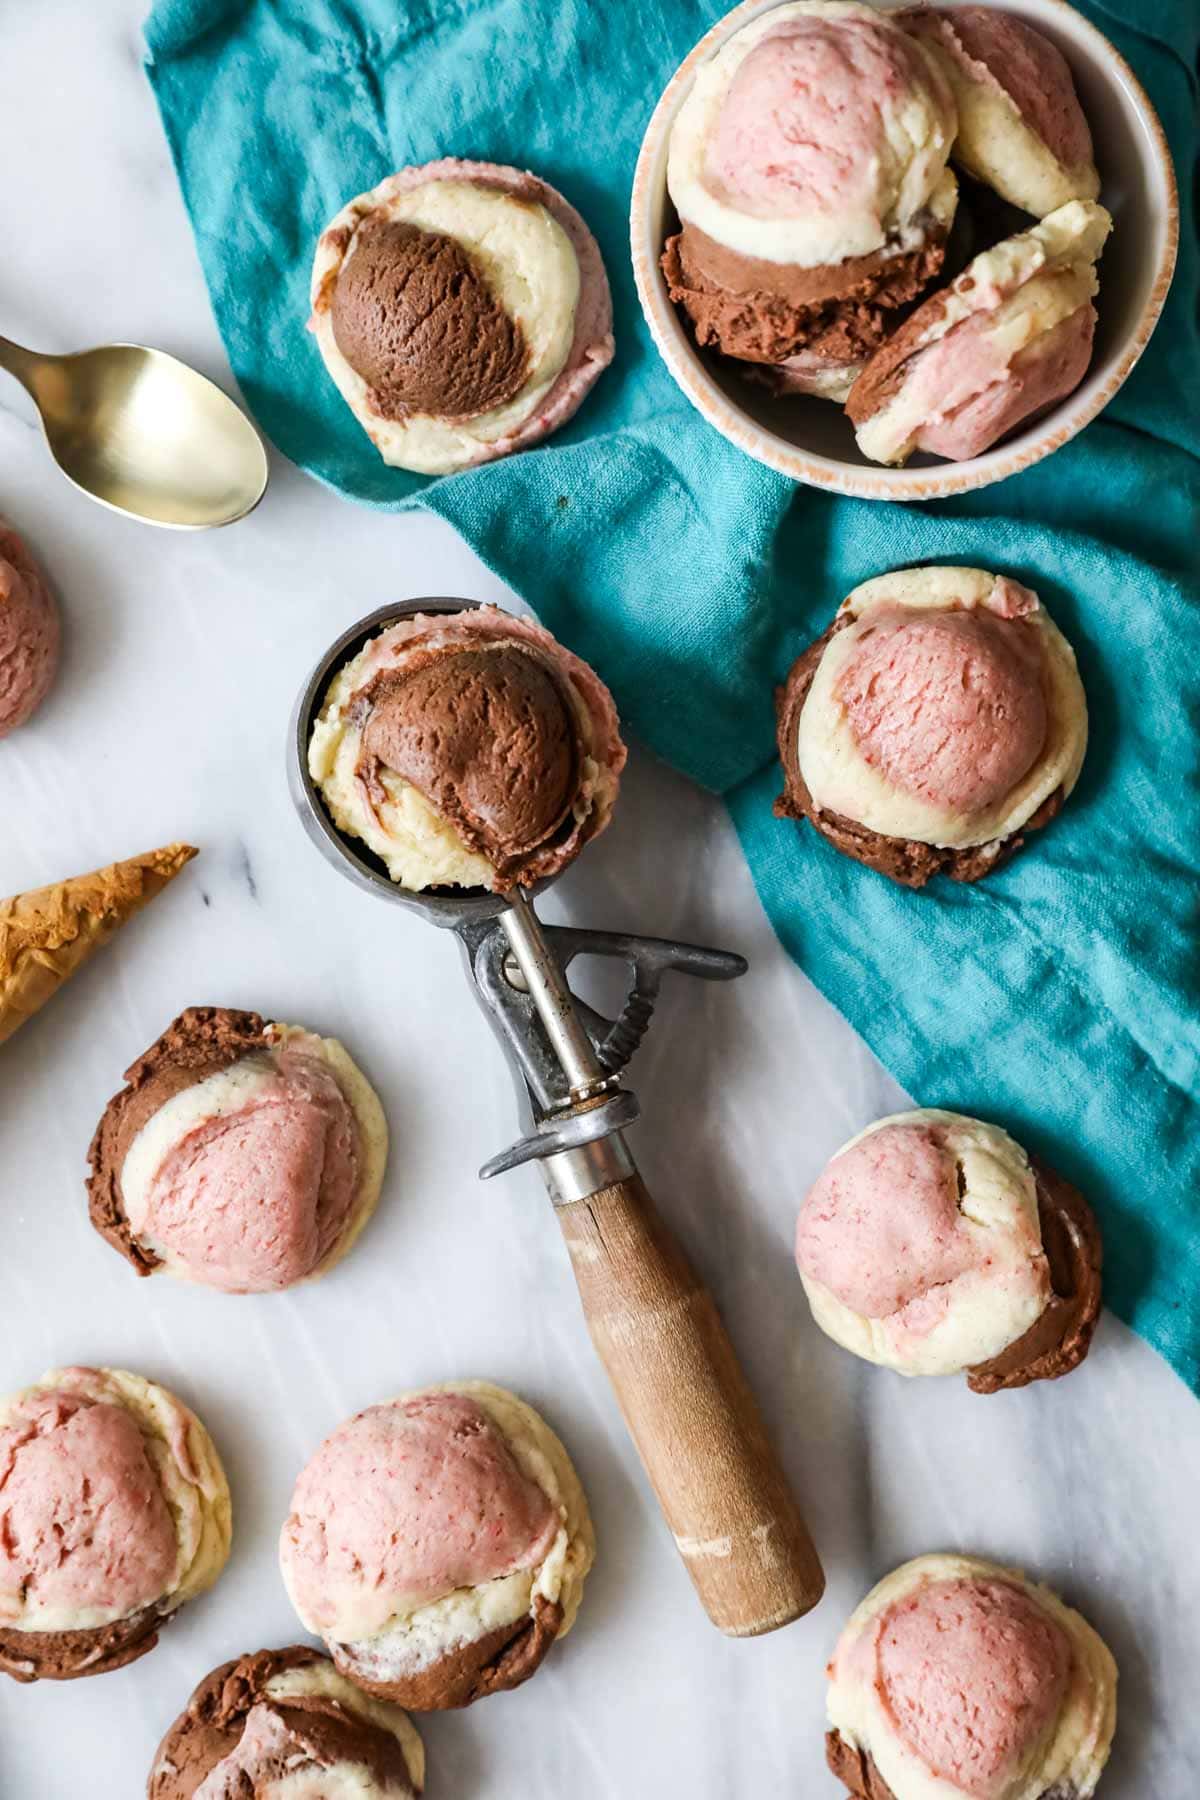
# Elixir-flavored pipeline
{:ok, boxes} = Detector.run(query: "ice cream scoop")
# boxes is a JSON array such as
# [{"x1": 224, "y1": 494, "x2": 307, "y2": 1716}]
[
  {"x1": 280, "y1": 1382, "x2": 594, "y2": 1709},
  {"x1": 776, "y1": 565, "x2": 1088, "y2": 887},
  {"x1": 293, "y1": 596, "x2": 825, "y2": 1640},
  {"x1": 795, "y1": 1109, "x2": 1101, "y2": 1388},
  {"x1": 0, "y1": 524, "x2": 59, "y2": 737},
  {"x1": 308, "y1": 604, "x2": 625, "y2": 892},
  {"x1": 902, "y1": 6, "x2": 1099, "y2": 218},
  {"x1": 826, "y1": 1554, "x2": 1118, "y2": 1800},
  {"x1": 0, "y1": 1366, "x2": 231, "y2": 1682},
  {"x1": 662, "y1": 0, "x2": 958, "y2": 392},
  {"x1": 87, "y1": 1006, "x2": 387, "y2": 1295},
  {"x1": 148, "y1": 1646, "x2": 425, "y2": 1799},
  {"x1": 311, "y1": 159, "x2": 613, "y2": 473},
  {"x1": 848, "y1": 199, "x2": 1111, "y2": 466}
]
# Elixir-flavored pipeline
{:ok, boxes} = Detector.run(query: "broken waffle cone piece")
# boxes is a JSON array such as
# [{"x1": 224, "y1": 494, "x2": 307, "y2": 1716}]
[{"x1": 0, "y1": 845, "x2": 197, "y2": 1045}]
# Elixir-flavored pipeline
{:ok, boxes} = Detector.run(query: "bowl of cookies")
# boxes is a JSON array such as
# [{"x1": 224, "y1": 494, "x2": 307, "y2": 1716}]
[{"x1": 631, "y1": 0, "x2": 1178, "y2": 497}]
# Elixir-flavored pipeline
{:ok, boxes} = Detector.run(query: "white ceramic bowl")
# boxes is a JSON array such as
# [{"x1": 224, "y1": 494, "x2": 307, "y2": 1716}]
[{"x1": 631, "y1": 0, "x2": 1178, "y2": 498}]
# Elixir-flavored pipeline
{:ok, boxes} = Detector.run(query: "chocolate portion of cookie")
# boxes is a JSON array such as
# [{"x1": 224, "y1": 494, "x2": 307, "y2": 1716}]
[
  {"x1": 774, "y1": 619, "x2": 1063, "y2": 889},
  {"x1": 661, "y1": 225, "x2": 946, "y2": 368},
  {"x1": 334, "y1": 1593, "x2": 563, "y2": 1711},
  {"x1": 86, "y1": 1006, "x2": 269, "y2": 1274},
  {"x1": 969, "y1": 1156, "x2": 1102, "y2": 1393},
  {"x1": 0, "y1": 1603, "x2": 163, "y2": 1685},
  {"x1": 149, "y1": 1646, "x2": 420, "y2": 1797},
  {"x1": 354, "y1": 644, "x2": 581, "y2": 876},
  {"x1": 331, "y1": 216, "x2": 530, "y2": 421},
  {"x1": 826, "y1": 1731, "x2": 900, "y2": 1800}
]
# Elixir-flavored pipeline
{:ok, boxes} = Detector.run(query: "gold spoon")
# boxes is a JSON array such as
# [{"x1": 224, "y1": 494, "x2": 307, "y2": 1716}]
[{"x1": 0, "y1": 335, "x2": 269, "y2": 529}]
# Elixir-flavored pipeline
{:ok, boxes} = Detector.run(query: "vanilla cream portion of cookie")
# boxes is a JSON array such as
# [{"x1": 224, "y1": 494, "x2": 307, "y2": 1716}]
[
  {"x1": 855, "y1": 200, "x2": 1111, "y2": 466},
  {"x1": 828, "y1": 1553, "x2": 1117, "y2": 1800},
  {"x1": 118, "y1": 1024, "x2": 387, "y2": 1286},
  {"x1": 287, "y1": 1382, "x2": 594, "y2": 1683},
  {"x1": 797, "y1": 566, "x2": 1087, "y2": 850},
  {"x1": 667, "y1": 0, "x2": 957, "y2": 267},
  {"x1": 310, "y1": 176, "x2": 580, "y2": 474},
  {"x1": 799, "y1": 1109, "x2": 1053, "y2": 1377},
  {"x1": 0, "y1": 1367, "x2": 231, "y2": 1634}
]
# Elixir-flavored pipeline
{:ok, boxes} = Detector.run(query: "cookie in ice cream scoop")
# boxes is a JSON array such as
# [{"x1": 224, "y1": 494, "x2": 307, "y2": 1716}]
[
  {"x1": 901, "y1": 6, "x2": 1099, "y2": 218},
  {"x1": 310, "y1": 158, "x2": 613, "y2": 473},
  {"x1": 661, "y1": 1, "x2": 959, "y2": 396},
  {"x1": 279, "y1": 1382, "x2": 595, "y2": 1709},
  {"x1": 795, "y1": 1109, "x2": 1101, "y2": 1390},
  {"x1": 847, "y1": 199, "x2": 1111, "y2": 465},
  {"x1": 775, "y1": 566, "x2": 1087, "y2": 887},
  {"x1": 86, "y1": 1006, "x2": 387, "y2": 1295},
  {"x1": 825, "y1": 1553, "x2": 1117, "y2": 1800},
  {"x1": 307, "y1": 604, "x2": 625, "y2": 893},
  {"x1": 0, "y1": 1366, "x2": 231, "y2": 1683},
  {"x1": 148, "y1": 1645, "x2": 424, "y2": 1798},
  {"x1": 0, "y1": 523, "x2": 59, "y2": 739}
]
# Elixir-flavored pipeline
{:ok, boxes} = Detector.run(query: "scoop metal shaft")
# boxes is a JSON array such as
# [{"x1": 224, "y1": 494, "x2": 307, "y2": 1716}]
[{"x1": 501, "y1": 892, "x2": 609, "y2": 1100}]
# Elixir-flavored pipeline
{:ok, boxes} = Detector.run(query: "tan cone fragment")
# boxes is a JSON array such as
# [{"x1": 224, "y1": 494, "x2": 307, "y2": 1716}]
[{"x1": 0, "y1": 844, "x2": 197, "y2": 1045}]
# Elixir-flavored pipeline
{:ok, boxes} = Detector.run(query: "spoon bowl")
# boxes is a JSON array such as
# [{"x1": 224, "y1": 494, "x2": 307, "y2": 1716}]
[{"x1": 0, "y1": 336, "x2": 269, "y2": 528}]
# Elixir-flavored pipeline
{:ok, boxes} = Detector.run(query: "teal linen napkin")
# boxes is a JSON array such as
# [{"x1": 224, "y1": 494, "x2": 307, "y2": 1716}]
[{"x1": 145, "y1": 0, "x2": 1200, "y2": 1388}]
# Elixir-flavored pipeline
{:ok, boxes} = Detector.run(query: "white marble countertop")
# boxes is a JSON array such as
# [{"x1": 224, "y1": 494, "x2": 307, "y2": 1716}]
[{"x1": 2, "y1": 5, "x2": 1198, "y2": 1796}]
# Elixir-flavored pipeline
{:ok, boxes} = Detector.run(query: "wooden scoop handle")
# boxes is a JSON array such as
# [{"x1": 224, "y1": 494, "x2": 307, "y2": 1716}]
[{"x1": 555, "y1": 1171, "x2": 825, "y2": 1636}]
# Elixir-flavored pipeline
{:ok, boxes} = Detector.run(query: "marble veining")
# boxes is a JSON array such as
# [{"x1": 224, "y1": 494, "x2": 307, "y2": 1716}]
[{"x1": 0, "y1": 4, "x2": 1197, "y2": 1797}]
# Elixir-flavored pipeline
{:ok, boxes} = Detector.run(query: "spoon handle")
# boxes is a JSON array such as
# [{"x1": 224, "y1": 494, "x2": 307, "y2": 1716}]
[{"x1": 0, "y1": 335, "x2": 43, "y2": 392}]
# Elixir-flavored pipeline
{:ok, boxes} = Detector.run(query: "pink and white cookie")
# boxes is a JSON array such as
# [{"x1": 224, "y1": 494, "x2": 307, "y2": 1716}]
[
  {"x1": 87, "y1": 1006, "x2": 387, "y2": 1295},
  {"x1": 0, "y1": 1366, "x2": 230, "y2": 1682},
  {"x1": 847, "y1": 200, "x2": 1110, "y2": 465},
  {"x1": 775, "y1": 566, "x2": 1088, "y2": 887},
  {"x1": 279, "y1": 1383, "x2": 594, "y2": 1709},
  {"x1": 310, "y1": 158, "x2": 613, "y2": 473},
  {"x1": 796, "y1": 1109, "x2": 1102, "y2": 1391},
  {"x1": 902, "y1": 7, "x2": 1100, "y2": 217},
  {"x1": 826, "y1": 1554, "x2": 1117, "y2": 1800}
]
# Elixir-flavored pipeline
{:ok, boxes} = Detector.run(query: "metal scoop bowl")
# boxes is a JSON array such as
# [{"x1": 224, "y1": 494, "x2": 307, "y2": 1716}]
[{"x1": 289, "y1": 598, "x2": 824, "y2": 1636}]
